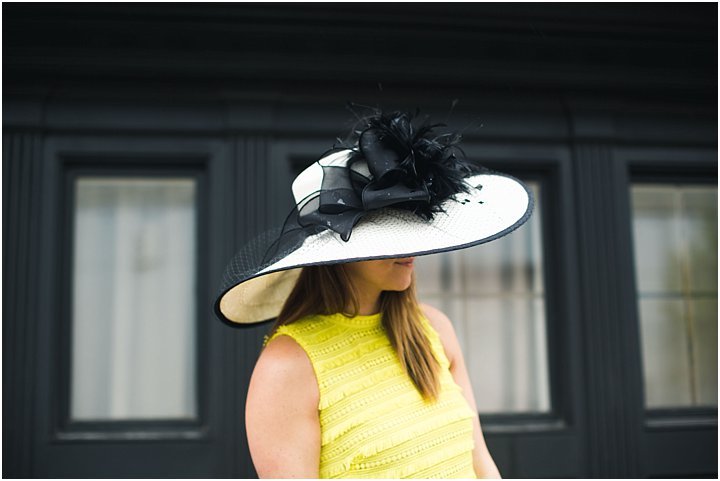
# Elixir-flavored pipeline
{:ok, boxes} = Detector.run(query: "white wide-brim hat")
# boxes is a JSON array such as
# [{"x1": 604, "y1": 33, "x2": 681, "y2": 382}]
[{"x1": 214, "y1": 111, "x2": 534, "y2": 327}]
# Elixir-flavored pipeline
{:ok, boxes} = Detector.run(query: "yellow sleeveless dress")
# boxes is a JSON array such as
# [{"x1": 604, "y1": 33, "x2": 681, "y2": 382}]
[{"x1": 266, "y1": 311, "x2": 477, "y2": 478}]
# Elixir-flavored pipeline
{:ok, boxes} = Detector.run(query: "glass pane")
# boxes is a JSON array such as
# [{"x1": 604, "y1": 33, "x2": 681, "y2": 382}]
[
  {"x1": 638, "y1": 299, "x2": 692, "y2": 407},
  {"x1": 415, "y1": 250, "x2": 462, "y2": 297},
  {"x1": 632, "y1": 188, "x2": 683, "y2": 293},
  {"x1": 692, "y1": 299, "x2": 718, "y2": 405},
  {"x1": 71, "y1": 177, "x2": 197, "y2": 420},
  {"x1": 631, "y1": 184, "x2": 718, "y2": 409},
  {"x1": 416, "y1": 181, "x2": 549, "y2": 413},
  {"x1": 683, "y1": 190, "x2": 718, "y2": 292},
  {"x1": 465, "y1": 297, "x2": 549, "y2": 413}
]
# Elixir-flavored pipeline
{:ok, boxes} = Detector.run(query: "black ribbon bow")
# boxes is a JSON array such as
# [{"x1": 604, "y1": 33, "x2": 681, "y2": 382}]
[
  {"x1": 296, "y1": 127, "x2": 433, "y2": 241},
  {"x1": 260, "y1": 110, "x2": 484, "y2": 265}
]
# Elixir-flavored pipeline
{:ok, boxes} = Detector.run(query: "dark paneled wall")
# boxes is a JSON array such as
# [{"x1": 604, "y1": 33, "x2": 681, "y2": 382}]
[
  {"x1": 3, "y1": 132, "x2": 44, "y2": 477},
  {"x1": 573, "y1": 141, "x2": 644, "y2": 477},
  {"x1": 3, "y1": 3, "x2": 716, "y2": 102},
  {"x1": 3, "y1": 3, "x2": 717, "y2": 478}
]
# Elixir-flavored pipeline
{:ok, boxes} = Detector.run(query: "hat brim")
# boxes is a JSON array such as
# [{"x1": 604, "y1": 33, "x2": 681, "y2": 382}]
[{"x1": 215, "y1": 172, "x2": 533, "y2": 327}]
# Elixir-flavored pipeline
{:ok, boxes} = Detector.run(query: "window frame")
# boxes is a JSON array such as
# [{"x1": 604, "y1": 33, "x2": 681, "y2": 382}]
[
  {"x1": 608, "y1": 145, "x2": 718, "y2": 477},
  {"x1": 629, "y1": 163, "x2": 718, "y2": 430},
  {"x1": 471, "y1": 160, "x2": 567, "y2": 427},
  {"x1": 56, "y1": 155, "x2": 210, "y2": 442}
]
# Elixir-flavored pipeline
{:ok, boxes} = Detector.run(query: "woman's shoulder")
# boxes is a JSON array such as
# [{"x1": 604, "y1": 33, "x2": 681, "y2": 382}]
[
  {"x1": 419, "y1": 303, "x2": 456, "y2": 340},
  {"x1": 246, "y1": 332, "x2": 321, "y2": 476},
  {"x1": 419, "y1": 303, "x2": 461, "y2": 368},
  {"x1": 259, "y1": 334, "x2": 315, "y2": 377},
  {"x1": 253, "y1": 333, "x2": 319, "y2": 404}
]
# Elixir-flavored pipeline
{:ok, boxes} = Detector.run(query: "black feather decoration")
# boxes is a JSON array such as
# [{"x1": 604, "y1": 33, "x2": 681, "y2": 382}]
[{"x1": 339, "y1": 107, "x2": 487, "y2": 220}]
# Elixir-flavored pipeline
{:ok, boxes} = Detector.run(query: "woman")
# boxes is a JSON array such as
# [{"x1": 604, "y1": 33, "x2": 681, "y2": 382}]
[
  {"x1": 248, "y1": 259, "x2": 502, "y2": 478},
  {"x1": 215, "y1": 108, "x2": 533, "y2": 478}
]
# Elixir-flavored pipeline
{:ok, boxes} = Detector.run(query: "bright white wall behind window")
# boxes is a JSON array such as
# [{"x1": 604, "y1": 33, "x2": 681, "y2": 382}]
[{"x1": 71, "y1": 178, "x2": 197, "y2": 420}]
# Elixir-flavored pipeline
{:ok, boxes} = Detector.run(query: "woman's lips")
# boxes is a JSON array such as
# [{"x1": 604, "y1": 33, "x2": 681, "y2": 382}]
[{"x1": 395, "y1": 258, "x2": 415, "y2": 267}]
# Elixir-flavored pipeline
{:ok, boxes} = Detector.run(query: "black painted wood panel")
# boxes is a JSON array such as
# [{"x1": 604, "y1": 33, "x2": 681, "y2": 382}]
[
  {"x1": 2, "y1": 131, "x2": 43, "y2": 477},
  {"x1": 3, "y1": 4, "x2": 716, "y2": 102},
  {"x1": 572, "y1": 142, "x2": 644, "y2": 477}
]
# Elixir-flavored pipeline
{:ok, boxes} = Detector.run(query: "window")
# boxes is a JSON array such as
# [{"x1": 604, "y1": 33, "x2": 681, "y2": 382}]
[
  {"x1": 415, "y1": 182, "x2": 549, "y2": 413},
  {"x1": 70, "y1": 177, "x2": 198, "y2": 420},
  {"x1": 631, "y1": 184, "x2": 717, "y2": 408}
]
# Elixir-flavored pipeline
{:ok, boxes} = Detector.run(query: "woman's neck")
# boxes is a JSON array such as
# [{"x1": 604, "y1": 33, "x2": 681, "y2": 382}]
[{"x1": 348, "y1": 283, "x2": 382, "y2": 316}]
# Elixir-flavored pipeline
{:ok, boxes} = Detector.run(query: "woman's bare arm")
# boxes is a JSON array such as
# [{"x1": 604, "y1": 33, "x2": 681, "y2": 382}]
[
  {"x1": 421, "y1": 303, "x2": 502, "y2": 479},
  {"x1": 245, "y1": 335, "x2": 321, "y2": 478}
]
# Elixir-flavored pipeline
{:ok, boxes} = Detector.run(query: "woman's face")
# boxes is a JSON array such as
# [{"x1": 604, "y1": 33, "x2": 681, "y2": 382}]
[{"x1": 343, "y1": 257, "x2": 415, "y2": 293}]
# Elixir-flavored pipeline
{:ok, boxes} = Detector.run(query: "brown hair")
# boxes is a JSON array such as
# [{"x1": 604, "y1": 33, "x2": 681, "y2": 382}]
[{"x1": 268, "y1": 263, "x2": 441, "y2": 401}]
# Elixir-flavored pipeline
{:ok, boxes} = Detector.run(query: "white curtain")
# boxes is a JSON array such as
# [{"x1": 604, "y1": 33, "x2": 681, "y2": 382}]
[{"x1": 71, "y1": 178, "x2": 197, "y2": 420}]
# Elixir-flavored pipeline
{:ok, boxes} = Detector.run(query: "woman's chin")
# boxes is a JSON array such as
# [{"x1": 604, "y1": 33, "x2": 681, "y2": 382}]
[{"x1": 385, "y1": 277, "x2": 413, "y2": 292}]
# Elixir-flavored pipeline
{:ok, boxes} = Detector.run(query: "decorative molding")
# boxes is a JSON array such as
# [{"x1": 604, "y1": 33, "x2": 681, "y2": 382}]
[
  {"x1": 573, "y1": 142, "x2": 644, "y2": 477},
  {"x1": 2, "y1": 131, "x2": 44, "y2": 477}
]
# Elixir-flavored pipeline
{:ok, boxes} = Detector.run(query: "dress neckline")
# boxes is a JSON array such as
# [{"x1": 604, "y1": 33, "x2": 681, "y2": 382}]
[{"x1": 325, "y1": 311, "x2": 383, "y2": 328}]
